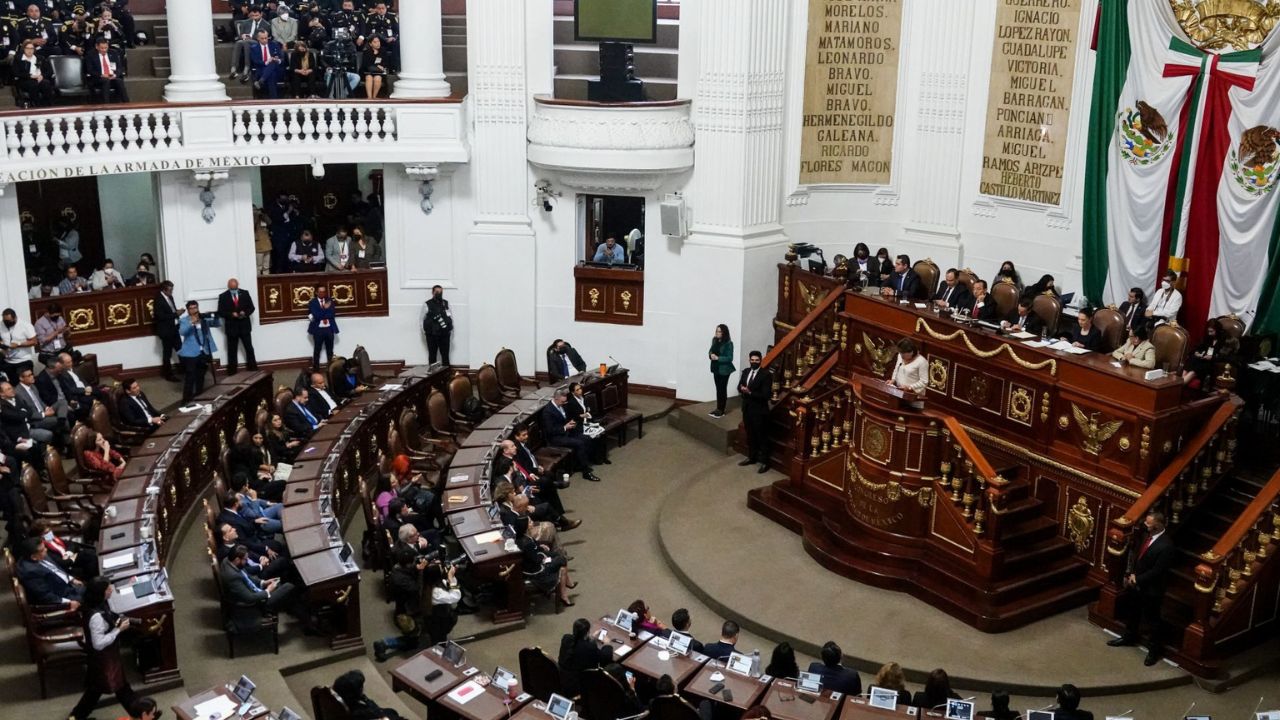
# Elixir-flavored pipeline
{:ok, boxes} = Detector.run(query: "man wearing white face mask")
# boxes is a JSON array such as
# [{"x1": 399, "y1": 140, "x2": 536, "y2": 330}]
[{"x1": 1145, "y1": 269, "x2": 1182, "y2": 325}]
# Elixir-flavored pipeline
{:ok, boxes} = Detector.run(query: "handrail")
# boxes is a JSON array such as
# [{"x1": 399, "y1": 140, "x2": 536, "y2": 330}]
[
  {"x1": 935, "y1": 414, "x2": 1000, "y2": 483},
  {"x1": 1113, "y1": 398, "x2": 1240, "y2": 530},
  {"x1": 0, "y1": 96, "x2": 463, "y2": 120},
  {"x1": 762, "y1": 286, "x2": 844, "y2": 368},
  {"x1": 796, "y1": 352, "x2": 840, "y2": 395},
  {"x1": 1199, "y1": 467, "x2": 1280, "y2": 570}
]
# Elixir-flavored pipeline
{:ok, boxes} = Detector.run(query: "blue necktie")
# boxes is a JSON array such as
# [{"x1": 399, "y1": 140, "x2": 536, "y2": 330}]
[
  {"x1": 240, "y1": 569, "x2": 261, "y2": 592},
  {"x1": 298, "y1": 402, "x2": 318, "y2": 428}
]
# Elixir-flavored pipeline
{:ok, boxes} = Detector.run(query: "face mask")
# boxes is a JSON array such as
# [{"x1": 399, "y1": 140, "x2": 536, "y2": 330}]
[
  {"x1": 43, "y1": 531, "x2": 54, "y2": 541},
  {"x1": 1161, "y1": 280, "x2": 1171, "y2": 290}
]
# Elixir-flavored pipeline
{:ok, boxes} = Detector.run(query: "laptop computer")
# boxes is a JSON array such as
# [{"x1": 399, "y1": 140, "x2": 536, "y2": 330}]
[
  {"x1": 232, "y1": 674, "x2": 256, "y2": 714},
  {"x1": 441, "y1": 640, "x2": 467, "y2": 667},
  {"x1": 613, "y1": 609, "x2": 635, "y2": 632},
  {"x1": 132, "y1": 578, "x2": 156, "y2": 599},
  {"x1": 492, "y1": 666, "x2": 516, "y2": 693},
  {"x1": 326, "y1": 520, "x2": 340, "y2": 543},
  {"x1": 277, "y1": 708, "x2": 302, "y2": 720},
  {"x1": 945, "y1": 699, "x2": 975, "y2": 720},
  {"x1": 796, "y1": 671, "x2": 822, "y2": 694},
  {"x1": 545, "y1": 694, "x2": 574, "y2": 720},
  {"x1": 1026, "y1": 712, "x2": 1054, "y2": 720},
  {"x1": 667, "y1": 631, "x2": 692, "y2": 656},
  {"x1": 725, "y1": 651, "x2": 753, "y2": 676},
  {"x1": 868, "y1": 687, "x2": 898, "y2": 710}
]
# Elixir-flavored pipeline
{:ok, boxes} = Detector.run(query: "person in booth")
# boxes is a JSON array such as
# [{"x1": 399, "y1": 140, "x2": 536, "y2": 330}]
[
  {"x1": 889, "y1": 338, "x2": 927, "y2": 397},
  {"x1": 249, "y1": 28, "x2": 286, "y2": 98},
  {"x1": 967, "y1": 280, "x2": 1002, "y2": 322},
  {"x1": 85, "y1": 35, "x2": 128, "y2": 103},
  {"x1": 881, "y1": 254, "x2": 921, "y2": 299},
  {"x1": 593, "y1": 235, "x2": 625, "y2": 264},
  {"x1": 932, "y1": 268, "x2": 974, "y2": 313}
]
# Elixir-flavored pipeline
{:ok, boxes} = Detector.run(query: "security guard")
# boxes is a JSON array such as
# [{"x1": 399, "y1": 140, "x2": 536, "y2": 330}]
[{"x1": 15, "y1": 3, "x2": 58, "y2": 56}]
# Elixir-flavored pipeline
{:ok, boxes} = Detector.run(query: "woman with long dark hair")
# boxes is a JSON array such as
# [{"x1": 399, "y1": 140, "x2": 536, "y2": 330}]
[
  {"x1": 708, "y1": 324, "x2": 736, "y2": 419},
  {"x1": 911, "y1": 668, "x2": 960, "y2": 710},
  {"x1": 1027, "y1": 274, "x2": 1059, "y2": 299},
  {"x1": 994, "y1": 261, "x2": 1023, "y2": 292},
  {"x1": 765, "y1": 641, "x2": 799, "y2": 679},
  {"x1": 69, "y1": 577, "x2": 138, "y2": 720}
]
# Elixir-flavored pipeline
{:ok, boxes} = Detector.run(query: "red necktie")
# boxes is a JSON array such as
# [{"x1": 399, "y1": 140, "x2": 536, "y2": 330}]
[
  {"x1": 262, "y1": 45, "x2": 268, "y2": 63},
  {"x1": 1138, "y1": 535, "x2": 1155, "y2": 558},
  {"x1": 232, "y1": 293, "x2": 239, "y2": 307},
  {"x1": 972, "y1": 303, "x2": 980, "y2": 318},
  {"x1": 101, "y1": 54, "x2": 109, "y2": 75}
]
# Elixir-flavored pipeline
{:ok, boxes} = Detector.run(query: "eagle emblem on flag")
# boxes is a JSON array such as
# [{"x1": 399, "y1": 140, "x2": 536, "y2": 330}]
[
  {"x1": 1116, "y1": 101, "x2": 1174, "y2": 165},
  {"x1": 1229, "y1": 125, "x2": 1280, "y2": 196}
]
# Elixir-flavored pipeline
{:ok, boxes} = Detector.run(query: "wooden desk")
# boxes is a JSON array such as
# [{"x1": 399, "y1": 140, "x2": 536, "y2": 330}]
[
  {"x1": 256, "y1": 267, "x2": 389, "y2": 325},
  {"x1": 450, "y1": 445, "x2": 496, "y2": 469},
  {"x1": 284, "y1": 525, "x2": 338, "y2": 558},
  {"x1": 129, "y1": 437, "x2": 173, "y2": 457},
  {"x1": 437, "y1": 678, "x2": 531, "y2": 720},
  {"x1": 282, "y1": 502, "x2": 324, "y2": 532},
  {"x1": 443, "y1": 485, "x2": 486, "y2": 514},
  {"x1": 462, "y1": 428, "x2": 512, "y2": 448},
  {"x1": 509, "y1": 700, "x2": 557, "y2": 720},
  {"x1": 173, "y1": 685, "x2": 270, "y2": 720},
  {"x1": 111, "y1": 475, "x2": 152, "y2": 501},
  {"x1": 282, "y1": 479, "x2": 321, "y2": 506},
  {"x1": 103, "y1": 497, "x2": 146, "y2": 527},
  {"x1": 458, "y1": 531, "x2": 524, "y2": 624},
  {"x1": 147, "y1": 413, "x2": 202, "y2": 439},
  {"x1": 682, "y1": 665, "x2": 770, "y2": 711},
  {"x1": 589, "y1": 618, "x2": 647, "y2": 653},
  {"x1": 760, "y1": 681, "x2": 842, "y2": 720},
  {"x1": 100, "y1": 521, "x2": 143, "y2": 554},
  {"x1": 445, "y1": 465, "x2": 485, "y2": 489},
  {"x1": 622, "y1": 643, "x2": 708, "y2": 686},
  {"x1": 841, "y1": 696, "x2": 919, "y2": 720},
  {"x1": 294, "y1": 547, "x2": 361, "y2": 650},
  {"x1": 391, "y1": 649, "x2": 471, "y2": 706},
  {"x1": 119, "y1": 454, "x2": 163, "y2": 479},
  {"x1": 448, "y1": 508, "x2": 501, "y2": 539},
  {"x1": 475, "y1": 413, "x2": 521, "y2": 431}
]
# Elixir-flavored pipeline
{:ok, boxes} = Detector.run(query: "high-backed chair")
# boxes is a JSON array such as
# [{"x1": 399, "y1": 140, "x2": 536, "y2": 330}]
[
  {"x1": 1152, "y1": 322, "x2": 1190, "y2": 371},
  {"x1": 991, "y1": 279, "x2": 1020, "y2": 320},
  {"x1": 1217, "y1": 314, "x2": 1246, "y2": 341},
  {"x1": 475, "y1": 364, "x2": 508, "y2": 411},
  {"x1": 354, "y1": 345, "x2": 381, "y2": 385},
  {"x1": 956, "y1": 268, "x2": 978, "y2": 295},
  {"x1": 46, "y1": 446, "x2": 108, "y2": 508},
  {"x1": 275, "y1": 389, "x2": 294, "y2": 417},
  {"x1": 327, "y1": 356, "x2": 348, "y2": 392},
  {"x1": 211, "y1": 550, "x2": 279, "y2": 658},
  {"x1": 1031, "y1": 293, "x2": 1063, "y2": 336},
  {"x1": 426, "y1": 390, "x2": 462, "y2": 445},
  {"x1": 648, "y1": 695, "x2": 700, "y2": 720},
  {"x1": 580, "y1": 669, "x2": 628, "y2": 720},
  {"x1": 448, "y1": 373, "x2": 483, "y2": 426},
  {"x1": 495, "y1": 348, "x2": 536, "y2": 397},
  {"x1": 98, "y1": 392, "x2": 147, "y2": 446},
  {"x1": 519, "y1": 647, "x2": 562, "y2": 702},
  {"x1": 22, "y1": 465, "x2": 96, "y2": 529},
  {"x1": 255, "y1": 407, "x2": 271, "y2": 434},
  {"x1": 11, "y1": 577, "x2": 86, "y2": 698},
  {"x1": 70, "y1": 424, "x2": 115, "y2": 488},
  {"x1": 1092, "y1": 307, "x2": 1127, "y2": 353},
  {"x1": 311, "y1": 685, "x2": 352, "y2": 720},
  {"x1": 74, "y1": 354, "x2": 100, "y2": 386},
  {"x1": 398, "y1": 408, "x2": 452, "y2": 461},
  {"x1": 912, "y1": 258, "x2": 941, "y2": 300}
]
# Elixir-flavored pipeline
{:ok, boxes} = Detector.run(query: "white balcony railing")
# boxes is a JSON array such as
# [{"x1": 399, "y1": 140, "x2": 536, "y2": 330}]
[{"x1": 0, "y1": 99, "x2": 468, "y2": 185}]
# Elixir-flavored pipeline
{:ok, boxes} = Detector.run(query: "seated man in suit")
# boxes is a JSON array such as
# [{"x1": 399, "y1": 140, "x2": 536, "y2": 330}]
[
  {"x1": 499, "y1": 438, "x2": 568, "y2": 516},
  {"x1": 492, "y1": 455, "x2": 579, "y2": 531},
  {"x1": 4, "y1": 373, "x2": 62, "y2": 447},
  {"x1": 219, "y1": 544, "x2": 299, "y2": 630},
  {"x1": 1117, "y1": 288, "x2": 1147, "y2": 331},
  {"x1": 880, "y1": 254, "x2": 921, "y2": 300},
  {"x1": 665, "y1": 608, "x2": 704, "y2": 653},
  {"x1": 1004, "y1": 296, "x2": 1044, "y2": 336},
  {"x1": 965, "y1": 280, "x2": 1002, "y2": 323},
  {"x1": 217, "y1": 492, "x2": 285, "y2": 557},
  {"x1": 36, "y1": 360, "x2": 88, "y2": 425},
  {"x1": 807, "y1": 641, "x2": 862, "y2": 696},
  {"x1": 16, "y1": 537, "x2": 83, "y2": 609},
  {"x1": 700, "y1": 620, "x2": 740, "y2": 661},
  {"x1": 234, "y1": 488, "x2": 283, "y2": 534},
  {"x1": 511, "y1": 426, "x2": 570, "y2": 489},
  {"x1": 932, "y1": 269, "x2": 974, "y2": 313},
  {"x1": 14, "y1": 367, "x2": 69, "y2": 447},
  {"x1": 1051, "y1": 684, "x2": 1094, "y2": 720},
  {"x1": 216, "y1": 523, "x2": 292, "y2": 580},
  {"x1": 546, "y1": 339, "x2": 586, "y2": 383},
  {"x1": 0, "y1": 403, "x2": 46, "y2": 471},
  {"x1": 306, "y1": 371, "x2": 342, "y2": 420},
  {"x1": 283, "y1": 387, "x2": 323, "y2": 438},
  {"x1": 248, "y1": 29, "x2": 286, "y2": 98},
  {"x1": 54, "y1": 354, "x2": 108, "y2": 416},
  {"x1": 117, "y1": 378, "x2": 166, "y2": 432},
  {"x1": 85, "y1": 36, "x2": 129, "y2": 103},
  {"x1": 539, "y1": 388, "x2": 600, "y2": 482}
]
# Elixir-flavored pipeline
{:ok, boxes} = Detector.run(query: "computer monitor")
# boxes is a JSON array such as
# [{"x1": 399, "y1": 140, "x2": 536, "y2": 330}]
[
  {"x1": 232, "y1": 675, "x2": 256, "y2": 703},
  {"x1": 796, "y1": 671, "x2": 822, "y2": 694},
  {"x1": 1026, "y1": 711, "x2": 1054, "y2": 720},
  {"x1": 441, "y1": 640, "x2": 466, "y2": 667},
  {"x1": 725, "y1": 651, "x2": 753, "y2": 676},
  {"x1": 613, "y1": 609, "x2": 635, "y2": 632},
  {"x1": 492, "y1": 666, "x2": 517, "y2": 692},
  {"x1": 868, "y1": 687, "x2": 898, "y2": 710},
  {"x1": 278, "y1": 707, "x2": 302, "y2": 720},
  {"x1": 545, "y1": 694, "x2": 575, "y2": 720},
  {"x1": 945, "y1": 699, "x2": 975, "y2": 720},
  {"x1": 667, "y1": 631, "x2": 692, "y2": 656},
  {"x1": 487, "y1": 503, "x2": 501, "y2": 521}
]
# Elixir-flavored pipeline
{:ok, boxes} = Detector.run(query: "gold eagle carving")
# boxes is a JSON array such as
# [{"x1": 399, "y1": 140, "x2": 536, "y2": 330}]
[{"x1": 1071, "y1": 403, "x2": 1123, "y2": 456}]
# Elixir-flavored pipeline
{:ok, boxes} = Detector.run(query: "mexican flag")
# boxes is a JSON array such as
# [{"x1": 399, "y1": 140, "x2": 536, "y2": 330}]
[{"x1": 1082, "y1": 0, "x2": 1280, "y2": 337}]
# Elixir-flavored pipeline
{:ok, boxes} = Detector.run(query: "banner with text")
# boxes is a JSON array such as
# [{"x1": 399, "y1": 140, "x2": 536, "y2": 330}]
[
  {"x1": 979, "y1": 0, "x2": 1083, "y2": 206},
  {"x1": 799, "y1": 0, "x2": 903, "y2": 186}
]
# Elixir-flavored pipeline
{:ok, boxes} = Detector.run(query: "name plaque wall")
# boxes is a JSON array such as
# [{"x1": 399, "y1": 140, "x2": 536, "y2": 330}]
[
  {"x1": 799, "y1": 0, "x2": 903, "y2": 186},
  {"x1": 979, "y1": 0, "x2": 1083, "y2": 206}
]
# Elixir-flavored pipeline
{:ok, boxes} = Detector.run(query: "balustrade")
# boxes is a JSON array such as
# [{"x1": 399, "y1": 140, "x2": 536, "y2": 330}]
[
  {"x1": 231, "y1": 105, "x2": 398, "y2": 146},
  {"x1": 4, "y1": 109, "x2": 182, "y2": 160}
]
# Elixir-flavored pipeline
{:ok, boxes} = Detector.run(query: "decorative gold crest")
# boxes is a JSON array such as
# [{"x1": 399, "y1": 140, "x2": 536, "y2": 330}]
[
  {"x1": 366, "y1": 281, "x2": 380, "y2": 303},
  {"x1": 863, "y1": 423, "x2": 890, "y2": 462},
  {"x1": 1067, "y1": 496, "x2": 1095, "y2": 552},
  {"x1": 1009, "y1": 387, "x2": 1032, "y2": 423},
  {"x1": 861, "y1": 332, "x2": 896, "y2": 376},
  {"x1": 106, "y1": 303, "x2": 132, "y2": 327},
  {"x1": 292, "y1": 286, "x2": 315, "y2": 309},
  {"x1": 620, "y1": 290, "x2": 633, "y2": 311},
  {"x1": 1170, "y1": 0, "x2": 1280, "y2": 52},
  {"x1": 68, "y1": 308, "x2": 95, "y2": 331},
  {"x1": 588, "y1": 288, "x2": 600, "y2": 308},
  {"x1": 966, "y1": 375, "x2": 991, "y2": 407},
  {"x1": 268, "y1": 288, "x2": 281, "y2": 309},
  {"x1": 323, "y1": 192, "x2": 339, "y2": 210},
  {"x1": 928, "y1": 358, "x2": 948, "y2": 391},
  {"x1": 1071, "y1": 403, "x2": 1123, "y2": 456},
  {"x1": 797, "y1": 281, "x2": 822, "y2": 312},
  {"x1": 332, "y1": 284, "x2": 355, "y2": 304}
]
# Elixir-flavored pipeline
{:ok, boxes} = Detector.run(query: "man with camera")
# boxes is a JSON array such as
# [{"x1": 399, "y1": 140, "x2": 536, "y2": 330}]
[{"x1": 177, "y1": 300, "x2": 216, "y2": 403}]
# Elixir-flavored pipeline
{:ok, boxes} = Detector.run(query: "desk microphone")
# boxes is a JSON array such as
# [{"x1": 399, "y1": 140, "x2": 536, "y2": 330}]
[
  {"x1": 1181, "y1": 701, "x2": 1196, "y2": 719},
  {"x1": 1110, "y1": 710, "x2": 1132, "y2": 719},
  {"x1": 1247, "y1": 697, "x2": 1265, "y2": 720},
  {"x1": 608, "y1": 355, "x2": 620, "y2": 367}
]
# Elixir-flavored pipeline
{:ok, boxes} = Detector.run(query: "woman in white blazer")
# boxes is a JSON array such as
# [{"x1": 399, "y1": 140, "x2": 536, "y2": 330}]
[{"x1": 890, "y1": 338, "x2": 928, "y2": 396}]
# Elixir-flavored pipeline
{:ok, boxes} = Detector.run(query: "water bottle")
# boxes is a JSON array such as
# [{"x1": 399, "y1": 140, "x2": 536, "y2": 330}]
[{"x1": 750, "y1": 649, "x2": 761, "y2": 678}]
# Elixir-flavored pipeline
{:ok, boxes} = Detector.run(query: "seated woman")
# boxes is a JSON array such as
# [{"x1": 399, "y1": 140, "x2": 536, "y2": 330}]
[
  {"x1": 912, "y1": 668, "x2": 960, "y2": 710},
  {"x1": 765, "y1": 642, "x2": 799, "y2": 680},
  {"x1": 362, "y1": 36, "x2": 389, "y2": 99},
  {"x1": 82, "y1": 432, "x2": 127, "y2": 482},
  {"x1": 229, "y1": 430, "x2": 286, "y2": 503},
  {"x1": 558, "y1": 618, "x2": 602, "y2": 697},
  {"x1": 515, "y1": 515, "x2": 575, "y2": 608},
  {"x1": 890, "y1": 338, "x2": 928, "y2": 400},
  {"x1": 1027, "y1": 273, "x2": 1059, "y2": 298},
  {"x1": 1111, "y1": 323, "x2": 1156, "y2": 369},
  {"x1": 1061, "y1": 308, "x2": 1103, "y2": 352},
  {"x1": 332, "y1": 669, "x2": 404, "y2": 720},
  {"x1": 871, "y1": 662, "x2": 913, "y2": 707},
  {"x1": 626, "y1": 599, "x2": 666, "y2": 634},
  {"x1": 11, "y1": 41, "x2": 56, "y2": 107},
  {"x1": 265, "y1": 413, "x2": 303, "y2": 463},
  {"x1": 1183, "y1": 318, "x2": 1239, "y2": 388},
  {"x1": 993, "y1": 261, "x2": 1023, "y2": 292}
]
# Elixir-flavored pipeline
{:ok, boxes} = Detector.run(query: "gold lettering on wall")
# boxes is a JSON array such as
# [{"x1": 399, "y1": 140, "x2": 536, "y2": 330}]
[
  {"x1": 799, "y1": 0, "x2": 903, "y2": 185},
  {"x1": 979, "y1": 0, "x2": 1083, "y2": 206}
]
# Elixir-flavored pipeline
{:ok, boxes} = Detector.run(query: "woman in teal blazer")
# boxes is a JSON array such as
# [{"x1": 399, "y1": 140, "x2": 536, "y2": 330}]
[{"x1": 708, "y1": 323, "x2": 735, "y2": 418}]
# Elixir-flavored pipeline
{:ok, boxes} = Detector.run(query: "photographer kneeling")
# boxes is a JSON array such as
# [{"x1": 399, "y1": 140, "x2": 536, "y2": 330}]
[{"x1": 373, "y1": 547, "x2": 460, "y2": 662}]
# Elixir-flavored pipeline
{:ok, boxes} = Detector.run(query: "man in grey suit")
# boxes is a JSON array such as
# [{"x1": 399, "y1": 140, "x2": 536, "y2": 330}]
[
  {"x1": 231, "y1": 7, "x2": 272, "y2": 81},
  {"x1": 218, "y1": 545, "x2": 298, "y2": 633},
  {"x1": 324, "y1": 226, "x2": 354, "y2": 272},
  {"x1": 13, "y1": 367, "x2": 67, "y2": 446},
  {"x1": 270, "y1": 5, "x2": 298, "y2": 47}
]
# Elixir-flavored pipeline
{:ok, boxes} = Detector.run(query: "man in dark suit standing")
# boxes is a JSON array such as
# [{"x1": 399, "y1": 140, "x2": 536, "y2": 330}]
[
  {"x1": 806, "y1": 641, "x2": 862, "y2": 696},
  {"x1": 736, "y1": 350, "x2": 772, "y2": 474},
  {"x1": 881, "y1": 254, "x2": 921, "y2": 300},
  {"x1": 84, "y1": 35, "x2": 128, "y2": 103},
  {"x1": 932, "y1": 269, "x2": 974, "y2": 313},
  {"x1": 217, "y1": 278, "x2": 257, "y2": 375},
  {"x1": 540, "y1": 388, "x2": 599, "y2": 482},
  {"x1": 1107, "y1": 510, "x2": 1175, "y2": 666},
  {"x1": 152, "y1": 281, "x2": 181, "y2": 381}
]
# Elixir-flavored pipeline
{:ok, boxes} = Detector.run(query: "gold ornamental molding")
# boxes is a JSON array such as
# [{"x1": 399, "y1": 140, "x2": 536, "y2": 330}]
[
  {"x1": 965, "y1": 425, "x2": 1141, "y2": 499},
  {"x1": 1071, "y1": 403, "x2": 1123, "y2": 456},
  {"x1": 1067, "y1": 496, "x2": 1096, "y2": 552},
  {"x1": 914, "y1": 318, "x2": 1058, "y2": 375},
  {"x1": 68, "y1": 307, "x2": 95, "y2": 331},
  {"x1": 1171, "y1": 0, "x2": 1280, "y2": 52}
]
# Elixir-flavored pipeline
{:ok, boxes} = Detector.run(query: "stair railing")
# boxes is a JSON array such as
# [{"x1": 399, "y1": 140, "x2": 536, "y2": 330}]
[
  {"x1": 1192, "y1": 468, "x2": 1280, "y2": 626},
  {"x1": 763, "y1": 286, "x2": 845, "y2": 402},
  {"x1": 931, "y1": 415, "x2": 1015, "y2": 540}
]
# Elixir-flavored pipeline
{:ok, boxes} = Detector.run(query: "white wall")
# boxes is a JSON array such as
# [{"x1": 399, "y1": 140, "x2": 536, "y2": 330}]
[{"x1": 98, "y1": 173, "x2": 160, "y2": 270}]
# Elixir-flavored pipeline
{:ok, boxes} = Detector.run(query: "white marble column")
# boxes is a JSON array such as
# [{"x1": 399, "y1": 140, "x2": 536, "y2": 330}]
[
  {"x1": 677, "y1": 0, "x2": 790, "y2": 400},
  {"x1": 0, "y1": 190, "x2": 31, "y2": 321},
  {"x1": 163, "y1": 0, "x2": 229, "y2": 102},
  {"x1": 464, "y1": 0, "x2": 537, "y2": 367},
  {"x1": 390, "y1": 0, "x2": 452, "y2": 99}
]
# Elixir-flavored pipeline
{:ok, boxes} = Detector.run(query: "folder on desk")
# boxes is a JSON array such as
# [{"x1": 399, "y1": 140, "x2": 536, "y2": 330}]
[{"x1": 273, "y1": 463, "x2": 293, "y2": 481}]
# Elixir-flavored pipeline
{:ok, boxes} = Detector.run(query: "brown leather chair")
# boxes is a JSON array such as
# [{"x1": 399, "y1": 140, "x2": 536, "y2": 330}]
[
  {"x1": 204, "y1": 498, "x2": 221, "y2": 538},
  {"x1": 68, "y1": 424, "x2": 116, "y2": 488},
  {"x1": 213, "y1": 474, "x2": 230, "y2": 510},
  {"x1": 22, "y1": 465, "x2": 96, "y2": 528},
  {"x1": 274, "y1": 389, "x2": 294, "y2": 417},
  {"x1": 353, "y1": 345, "x2": 380, "y2": 385},
  {"x1": 74, "y1": 354, "x2": 100, "y2": 386},
  {"x1": 311, "y1": 685, "x2": 353, "y2": 720},
  {"x1": 1031, "y1": 293, "x2": 1063, "y2": 336},
  {"x1": 519, "y1": 647, "x2": 562, "y2": 702},
  {"x1": 426, "y1": 390, "x2": 462, "y2": 446},
  {"x1": 475, "y1": 364, "x2": 508, "y2": 411},
  {"x1": 398, "y1": 408, "x2": 451, "y2": 461},
  {"x1": 97, "y1": 392, "x2": 146, "y2": 447},
  {"x1": 447, "y1": 373, "x2": 482, "y2": 426},
  {"x1": 210, "y1": 551, "x2": 279, "y2": 658},
  {"x1": 388, "y1": 427, "x2": 440, "y2": 472},
  {"x1": 46, "y1": 445, "x2": 108, "y2": 508},
  {"x1": 649, "y1": 695, "x2": 701, "y2": 720},
  {"x1": 327, "y1": 356, "x2": 347, "y2": 394},
  {"x1": 495, "y1": 347, "x2": 535, "y2": 396},
  {"x1": 1092, "y1": 307, "x2": 1127, "y2": 353},
  {"x1": 1153, "y1": 322, "x2": 1190, "y2": 371},
  {"x1": 11, "y1": 577, "x2": 87, "y2": 698},
  {"x1": 956, "y1": 268, "x2": 979, "y2": 295},
  {"x1": 991, "y1": 279, "x2": 1020, "y2": 320},
  {"x1": 1217, "y1": 314, "x2": 1246, "y2": 341},
  {"x1": 580, "y1": 669, "x2": 629, "y2": 720},
  {"x1": 913, "y1": 258, "x2": 941, "y2": 300}
]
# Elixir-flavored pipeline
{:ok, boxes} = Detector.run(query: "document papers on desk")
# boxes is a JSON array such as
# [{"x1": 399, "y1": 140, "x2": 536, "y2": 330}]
[
  {"x1": 101, "y1": 549, "x2": 135, "y2": 571},
  {"x1": 192, "y1": 695, "x2": 238, "y2": 720},
  {"x1": 380, "y1": 383, "x2": 405, "y2": 391},
  {"x1": 473, "y1": 530, "x2": 504, "y2": 545},
  {"x1": 273, "y1": 463, "x2": 293, "y2": 482},
  {"x1": 1249, "y1": 359, "x2": 1280, "y2": 373},
  {"x1": 447, "y1": 680, "x2": 484, "y2": 705}
]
